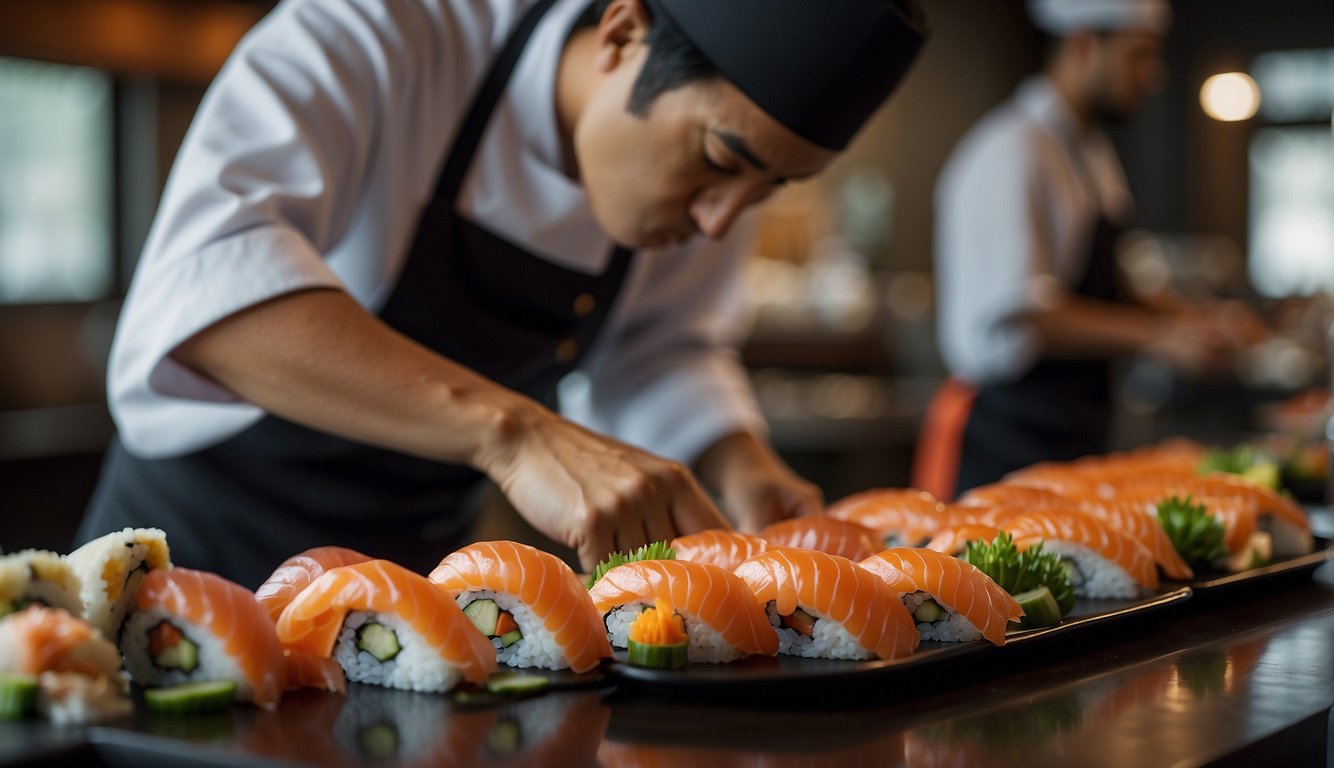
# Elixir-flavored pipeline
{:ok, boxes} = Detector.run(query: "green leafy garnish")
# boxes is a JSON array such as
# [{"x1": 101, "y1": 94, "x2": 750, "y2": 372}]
[
  {"x1": 1156, "y1": 495, "x2": 1227, "y2": 570},
  {"x1": 585, "y1": 541, "x2": 675, "y2": 589},
  {"x1": 964, "y1": 532, "x2": 1075, "y2": 616},
  {"x1": 1199, "y1": 445, "x2": 1280, "y2": 489}
]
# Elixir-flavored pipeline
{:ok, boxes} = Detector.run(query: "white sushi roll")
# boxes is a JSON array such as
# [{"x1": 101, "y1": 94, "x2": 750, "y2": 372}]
[
  {"x1": 0, "y1": 550, "x2": 83, "y2": 617},
  {"x1": 66, "y1": 527, "x2": 170, "y2": 639},
  {"x1": 1043, "y1": 541, "x2": 1138, "y2": 600},
  {"x1": 453, "y1": 589, "x2": 568, "y2": 671},
  {"x1": 602, "y1": 603, "x2": 744, "y2": 664},
  {"x1": 331, "y1": 610, "x2": 465, "y2": 693}
]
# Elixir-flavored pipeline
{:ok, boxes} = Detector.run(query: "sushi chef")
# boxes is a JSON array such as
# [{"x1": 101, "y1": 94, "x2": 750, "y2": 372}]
[
  {"x1": 915, "y1": 0, "x2": 1263, "y2": 498},
  {"x1": 77, "y1": 0, "x2": 928, "y2": 585}
]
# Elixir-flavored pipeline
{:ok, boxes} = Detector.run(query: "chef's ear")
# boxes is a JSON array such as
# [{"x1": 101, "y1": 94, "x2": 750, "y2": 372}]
[{"x1": 593, "y1": 0, "x2": 651, "y2": 72}]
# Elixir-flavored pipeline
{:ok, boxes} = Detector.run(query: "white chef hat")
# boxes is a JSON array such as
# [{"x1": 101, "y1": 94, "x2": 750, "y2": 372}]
[{"x1": 1027, "y1": 0, "x2": 1172, "y2": 35}]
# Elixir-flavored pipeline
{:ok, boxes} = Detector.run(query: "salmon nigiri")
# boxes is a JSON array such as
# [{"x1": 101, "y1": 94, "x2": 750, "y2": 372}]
[
  {"x1": 277, "y1": 559, "x2": 495, "y2": 692},
  {"x1": 430, "y1": 541, "x2": 611, "y2": 673},
  {"x1": 1075, "y1": 497, "x2": 1194, "y2": 580},
  {"x1": 824, "y1": 488, "x2": 948, "y2": 547},
  {"x1": 958, "y1": 484, "x2": 1077, "y2": 512},
  {"x1": 1003, "y1": 510, "x2": 1159, "y2": 598},
  {"x1": 1110, "y1": 474, "x2": 1312, "y2": 555},
  {"x1": 124, "y1": 567, "x2": 286, "y2": 709},
  {"x1": 760, "y1": 517, "x2": 880, "y2": 561},
  {"x1": 859, "y1": 548, "x2": 1023, "y2": 646},
  {"x1": 255, "y1": 546, "x2": 374, "y2": 694},
  {"x1": 670, "y1": 530, "x2": 770, "y2": 571},
  {"x1": 733, "y1": 549, "x2": 918, "y2": 661},
  {"x1": 588, "y1": 559, "x2": 777, "y2": 663},
  {"x1": 924, "y1": 524, "x2": 1008, "y2": 556}
]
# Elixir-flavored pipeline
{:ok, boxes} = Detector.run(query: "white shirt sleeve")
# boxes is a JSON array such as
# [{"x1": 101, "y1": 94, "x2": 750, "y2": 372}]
[
  {"x1": 935, "y1": 120, "x2": 1063, "y2": 386},
  {"x1": 109, "y1": 0, "x2": 474, "y2": 457},
  {"x1": 560, "y1": 217, "x2": 767, "y2": 466}
]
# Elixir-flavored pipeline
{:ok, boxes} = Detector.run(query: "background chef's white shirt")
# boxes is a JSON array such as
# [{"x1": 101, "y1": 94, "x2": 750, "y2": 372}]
[
  {"x1": 934, "y1": 75, "x2": 1133, "y2": 386},
  {"x1": 110, "y1": 0, "x2": 766, "y2": 464}
]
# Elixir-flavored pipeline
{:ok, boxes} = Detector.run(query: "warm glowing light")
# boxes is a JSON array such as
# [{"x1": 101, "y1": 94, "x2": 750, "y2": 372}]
[{"x1": 1200, "y1": 72, "x2": 1261, "y2": 121}]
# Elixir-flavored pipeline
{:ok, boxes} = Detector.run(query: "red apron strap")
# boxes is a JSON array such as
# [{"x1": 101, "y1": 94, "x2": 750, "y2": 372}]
[{"x1": 912, "y1": 377, "x2": 979, "y2": 501}]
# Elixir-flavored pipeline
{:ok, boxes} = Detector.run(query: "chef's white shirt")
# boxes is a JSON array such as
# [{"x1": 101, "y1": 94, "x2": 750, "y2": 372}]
[
  {"x1": 934, "y1": 75, "x2": 1134, "y2": 386},
  {"x1": 109, "y1": 0, "x2": 765, "y2": 465}
]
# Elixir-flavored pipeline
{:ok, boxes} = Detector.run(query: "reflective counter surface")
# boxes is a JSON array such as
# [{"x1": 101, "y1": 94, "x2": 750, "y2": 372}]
[{"x1": 4, "y1": 514, "x2": 1334, "y2": 768}]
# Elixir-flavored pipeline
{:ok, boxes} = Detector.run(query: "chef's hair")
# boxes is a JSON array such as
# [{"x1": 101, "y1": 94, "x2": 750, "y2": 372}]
[
  {"x1": 576, "y1": 0, "x2": 717, "y2": 117},
  {"x1": 577, "y1": 0, "x2": 926, "y2": 118}
]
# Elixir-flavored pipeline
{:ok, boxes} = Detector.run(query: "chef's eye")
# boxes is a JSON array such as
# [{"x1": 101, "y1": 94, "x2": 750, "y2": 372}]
[{"x1": 703, "y1": 138, "x2": 740, "y2": 176}]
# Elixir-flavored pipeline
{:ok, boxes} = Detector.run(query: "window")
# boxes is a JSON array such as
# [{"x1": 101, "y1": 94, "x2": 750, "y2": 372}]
[
  {"x1": 0, "y1": 56, "x2": 114, "y2": 303},
  {"x1": 1246, "y1": 48, "x2": 1334, "y2": 298}
]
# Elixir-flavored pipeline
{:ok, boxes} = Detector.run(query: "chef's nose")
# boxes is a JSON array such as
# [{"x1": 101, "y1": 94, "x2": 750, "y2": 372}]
[{"x1": 689, "y1": 183, "x2": 753, "y2": 241}]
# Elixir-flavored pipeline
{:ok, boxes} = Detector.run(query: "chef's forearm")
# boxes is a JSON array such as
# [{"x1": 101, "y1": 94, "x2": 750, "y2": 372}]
[
  {"x1": 169, "y1": 288, "x2": 546, "y2": 474},
  {"x1": 1021, "y1": 296, "x2": 1159, "y2": 359}
]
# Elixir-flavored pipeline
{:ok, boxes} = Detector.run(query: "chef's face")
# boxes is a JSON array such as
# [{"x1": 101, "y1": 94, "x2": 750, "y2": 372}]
[
  {"x1": 1088, "y1": 30, "x2": 1165, "y2": 123},
  {"x1": 574, "y1": 9, "x2": 836, "y2": 249}
]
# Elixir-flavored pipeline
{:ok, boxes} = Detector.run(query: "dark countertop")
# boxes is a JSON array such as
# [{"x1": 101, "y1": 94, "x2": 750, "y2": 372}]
[{"x1": 4, "y1": 513, "x2": 1334, "y2": 768}]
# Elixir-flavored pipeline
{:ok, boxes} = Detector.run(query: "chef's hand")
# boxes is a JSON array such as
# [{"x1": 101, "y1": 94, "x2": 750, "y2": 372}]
[
  {"x1": 694, "y1": 432, "x2": 823, "y2": 533},
  {"x1": 1144, "y1": 310, "x2": 1233, "y2": 375},
  {"x1": 481, "y1": 406, "x2": 732, "y2": 571}
]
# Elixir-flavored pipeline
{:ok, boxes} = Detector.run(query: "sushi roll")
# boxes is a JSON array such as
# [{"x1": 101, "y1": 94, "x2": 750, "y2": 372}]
[
  {"x1": 66, "y1": 527, "x2": 170, "y2": 639},
  {"x1": 0, "y1": 550, "x2": 83, "y2": 617},
  {"x1": 277, "y1": 559, "x2": 495, "y2": 693},
  {"x1": 0, "y1": 605, "x2": 130, "y2": 725},
  {"x1": 733, "y1": 549, "x2": 918, "y2": 661},
  {"x1": 825, "y1": 488, "x2": 948, "y2": 547},
  {"x1": 670, "y1": 530, "x2": 769, "y2": 571},
  {"x1": 255, "y1": 546, "x2": 374, "y2": 693},
  {"x1": 587, "y1": 559, "x2": 777, "y2": 664},
  {"x1": 1003, "y1": 510, "x2": 1159, "y2": 599},
  {"x1": 429, "y1": 541, "x2": 611, "y2": 673},
  {"x1": 1073, "y1": 498, "x2": 1194, "y2": 580},
  {"x1": 122, "y1": 567, "x2": 285, "y2": 710},
  {"x1": 858, "y1": 548, "x2": 1023, "y2": 645},
  {"x1": 924, "y1": 524, "x2": 1007, "y2": 556},
  {"x1": 957, "y1": 483, "x2": 1075, "y2": 511},
  {"x1": 759, "y1": 517, "x2": 880, "y2": 561}
]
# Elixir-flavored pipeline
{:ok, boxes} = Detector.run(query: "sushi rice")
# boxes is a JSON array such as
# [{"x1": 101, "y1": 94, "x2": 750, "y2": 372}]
[
  {"x1": 335, "y1": 611, "x2": 462, "y2": 693},
  {"x1": 66, "y1": 528, "x2": 170, "y2": 639},
  {"x1": 454, "y1": 590, "x2": 567, "y2": 670},
  {"x1": 121, "y1": 607, "x2": 256, "y2": 702},
  {"x1": 1042, "y1": 541, "x2": 1137, "y2": 600},
  {"x1": 764, "y1": 603, "x2": 872, "y2": 661},
  {"x1": 604, "y1": 604, "x2": 744, "y2": 664},
  {"x1": 901, "y1": 591, "x2": 983, "y2": 643},
  {"x1": 0, "y1": 550, "x2": 83, "y2": 616}
]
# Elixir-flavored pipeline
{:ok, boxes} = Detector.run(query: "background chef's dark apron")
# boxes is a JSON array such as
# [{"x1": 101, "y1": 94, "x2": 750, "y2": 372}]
[
  {"x1": 951, "y1": 140, "x2": 1126, "y2": 497},
  {"x1": 78, "y1": 0, "x2": 632, "y2": 588},
  {"x1": 911, "y1": 128, "x2": 1132, "y2": 500}
]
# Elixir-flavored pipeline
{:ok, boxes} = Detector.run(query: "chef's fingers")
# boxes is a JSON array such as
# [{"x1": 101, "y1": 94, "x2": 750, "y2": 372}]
[
  {"x1": 643, "y1": 499, "x2": 677, "y2": 546},
  {"x1": 667, "y1": 472, "x2": 732, "y2": 535},
  {"x1": 579, "y1": 523, "x2": 617, "y2": 574}
]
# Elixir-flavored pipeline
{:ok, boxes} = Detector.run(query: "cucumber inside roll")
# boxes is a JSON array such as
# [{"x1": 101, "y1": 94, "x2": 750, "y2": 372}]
[
  {"x1": 1060, "y1": 558, "x2": 1085, "y2": 588},
  {"x1": 356, "y1": 622, "x2": 401, "y2": 662},
  {"x1": 913, "y1": 599, "x2": 945, "y2": 624},
  {"x1": 149, "y1": 621, "x2": 199, "y2": 673},
  {"x1": 463, "y1": 599, "x2": 500, "y2": 635},
  {"x1": 0, "y1": 673, "x2": 38, "y2": 720}
]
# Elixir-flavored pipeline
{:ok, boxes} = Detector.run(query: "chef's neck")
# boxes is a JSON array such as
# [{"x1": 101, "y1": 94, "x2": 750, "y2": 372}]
[{"x1": 1047, "y1": 65, "x2": 1098, "y2": 136}]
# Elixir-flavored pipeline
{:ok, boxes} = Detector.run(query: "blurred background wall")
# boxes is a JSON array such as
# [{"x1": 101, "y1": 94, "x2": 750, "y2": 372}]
[{"x1": 2, "y1": 0, "x2": 1331, "y2": 553}]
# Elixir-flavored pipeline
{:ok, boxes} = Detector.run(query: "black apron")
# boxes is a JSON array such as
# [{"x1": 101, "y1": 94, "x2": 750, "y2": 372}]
[
  {"x1": 79, "y1": 0, "x2": 633, "y2": 588},
  {"x1": 953, "y1": 148, "x2": 1125, "y2": 497}
]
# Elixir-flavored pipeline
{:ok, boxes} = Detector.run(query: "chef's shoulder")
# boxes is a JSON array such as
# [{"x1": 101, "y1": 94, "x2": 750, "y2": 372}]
[
  {"x1": 226, "y1": 0, "x2": 535, "y2": 88},
  {"x1": 936, "y1": 101, "x2": 1043, "y2": 205}
]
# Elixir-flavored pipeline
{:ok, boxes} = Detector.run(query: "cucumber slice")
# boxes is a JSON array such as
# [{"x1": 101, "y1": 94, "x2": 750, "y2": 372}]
[
  {"x1": 143, "y1": 680, "x2": 237, "y2": 715},
  {"x1": 498, "y1": 629, "x2": 523, "y2": 648},
  {"x1": 1012, "y1": 586, "x2": 1062, "y2": 630},
  {"x1": 913, "y1": 599, "x2": 945, "y2": 624},
  {"x1": 0, "y1": 673, "x2": 38, "y2": 720},
  {"x1": 357, "y1": 723, "x2": 398, "y2": 759},
  {"x1": 155, "y1": 636, "x2": 200, "y2": 673},
  {"x1": 356, "y1": 622, "x2": 401, "y2": 662},
  {"x1": 626, "y1": 637, "x2": 688, "y2": 670},
  {"x1": 463, "y1": 599, "x2": 500, "y2": 636},
  {"x1": 485, "y1": 671, "x2": 550, "y2": 697}
]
